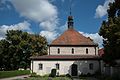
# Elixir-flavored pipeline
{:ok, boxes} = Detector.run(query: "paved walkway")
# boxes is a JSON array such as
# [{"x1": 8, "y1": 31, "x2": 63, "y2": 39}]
[{"x1": 0, "y1": 75, "x2": 29, "y2": 80}]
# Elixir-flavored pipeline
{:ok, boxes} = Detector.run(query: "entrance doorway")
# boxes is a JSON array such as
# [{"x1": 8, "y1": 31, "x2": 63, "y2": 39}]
[{"x1": 71, "y1": 64, "x2": 78, "y2": 76}]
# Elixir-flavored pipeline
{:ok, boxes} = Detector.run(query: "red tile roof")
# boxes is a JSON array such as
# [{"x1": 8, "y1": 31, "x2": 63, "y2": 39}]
[
  {"x1": 51, "y1": 29, "x2": 97, "y2": 46},
  {"x1": 30, "y1": 55, "x2": 101, "y2": 60}
]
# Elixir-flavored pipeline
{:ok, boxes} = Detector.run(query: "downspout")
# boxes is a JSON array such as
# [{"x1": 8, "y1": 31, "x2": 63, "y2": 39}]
[
  {"x1": 95, "y1": 47, "x2": 96, "y2": 55},
  {"x1": 31, "y1": 60, "x2": 33, "y2": 73},
  {"x1": 47, "y1": 44, "x2": 50, "y2": 55},
  {"x1": 99, "y1": 60, "x2": 101, "y2": 75}
]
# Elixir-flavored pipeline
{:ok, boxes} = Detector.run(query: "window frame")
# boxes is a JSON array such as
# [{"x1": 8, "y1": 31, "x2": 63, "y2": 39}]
[
  {"x1": 38, "y1": 63, "x2": 43, "y2": 70},
  {"x1": 58, "y1": 48, "x2": 60, "y2": 54},
  {"x1": 56, "y1": 63, "x2": 60, "y2": 70},
  {"x1": 86, "y1": 48, "x2": 88, "y2": 54},
  {"x1": 89, "y1": 63, "x2": 93, "y2": 70},
  {"x1": 72, "y1": 48, "x2": 74, "y2": 54}
]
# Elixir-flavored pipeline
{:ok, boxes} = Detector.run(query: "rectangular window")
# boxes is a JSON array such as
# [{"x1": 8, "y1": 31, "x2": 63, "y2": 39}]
[
  {"x1": 89, "y1": 63, "x2": 93, "y2": 70},
  {"x1": 38, "y1": 63, "x2": 43, "y2": 70},
  {"x1": 56, "y1": 63, "x2": 59, "y2": 70}
]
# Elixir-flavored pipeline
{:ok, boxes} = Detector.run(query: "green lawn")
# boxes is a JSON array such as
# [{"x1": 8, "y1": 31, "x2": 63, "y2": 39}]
[
  {"x1": 16, "y1": 77, "x2": 72, "y2": 80},
  {"x1": 0, "y1": 70, "x2": 30, "y2": 78}
]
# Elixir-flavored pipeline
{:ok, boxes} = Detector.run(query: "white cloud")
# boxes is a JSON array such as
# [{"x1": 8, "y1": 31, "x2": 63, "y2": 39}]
[
  {"x1": 79, "y1": 31, "x2": 103, "y2": 48},
  {"x1": 40, "y1": 22, "x2": 67, "y2": 43},
  {"x1": 0, "y1": 21, "x2": 31, "y2": 40},
  {"x1": 40, "y1": 30, "x2": 59, "y2": 43},
  {"x1": 10, "y1": 0, "x2": 58, "y2": 31},
  {"x1": 10, "y1": 0, "x2": 60, "y2": 42},
  {"x1": 95, "y1": 0, "x2": 114, "y2": 18}
]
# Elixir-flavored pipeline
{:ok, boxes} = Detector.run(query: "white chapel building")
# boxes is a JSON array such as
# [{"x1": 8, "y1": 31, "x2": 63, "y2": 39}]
[{"x1": 30, "y1": 15, "x2": 101, "y2": 76}]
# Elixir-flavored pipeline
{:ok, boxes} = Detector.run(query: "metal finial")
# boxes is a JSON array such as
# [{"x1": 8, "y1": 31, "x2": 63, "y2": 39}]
[
  {"x1": 70, "y1": 6, "x2": 71, "y2": 15},
  {"x1": 69, "y1": 0, "x2": 72, "y2": 15}
]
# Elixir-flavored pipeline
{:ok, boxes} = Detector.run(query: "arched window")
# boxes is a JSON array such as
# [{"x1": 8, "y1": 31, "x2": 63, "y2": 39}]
[
  {"x1": 86, "y1": 48, "x2": 88, "y2": 54},
  {"x1": 58, "y1": 48, "x2": 60, "y2": 54},
  {"x1": 72, "y1": 48, "x2": 74, "y2": 54},
  {"x1": 38, "y1": 63, "x2": 43, "y2": 70}
]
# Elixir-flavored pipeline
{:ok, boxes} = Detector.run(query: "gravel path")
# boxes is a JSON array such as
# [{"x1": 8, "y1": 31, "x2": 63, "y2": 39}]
[{"x1": 0, "y1": 75, "x2": 29, "y2": 80}]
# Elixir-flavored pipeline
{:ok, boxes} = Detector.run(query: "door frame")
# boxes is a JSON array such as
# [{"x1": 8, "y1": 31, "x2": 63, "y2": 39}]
[{"x1": 71, "y1": 64, "x2": 78, "y2": 76}]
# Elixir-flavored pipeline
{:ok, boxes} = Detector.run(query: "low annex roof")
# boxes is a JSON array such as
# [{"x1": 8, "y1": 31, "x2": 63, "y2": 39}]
[
  {"x1": 98, "y1": 48, "x2": 104, "y2": 56},
  {"x1": 30, "y1": 55, "x2": 101, "y2": 60}
]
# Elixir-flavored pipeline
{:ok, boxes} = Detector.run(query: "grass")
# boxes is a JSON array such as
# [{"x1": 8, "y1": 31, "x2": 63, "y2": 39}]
[
  {"x1": 16, "y1": 77, "x2": 72, "y2": 80},
  {"x1": 0, "y1": 70, "x2": 30, "y2": 79}
]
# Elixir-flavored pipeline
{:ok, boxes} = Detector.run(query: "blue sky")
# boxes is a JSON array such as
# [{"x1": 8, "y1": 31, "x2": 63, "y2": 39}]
[{"x1": 0, "y1": 0, "x2": 114, "y2": 47}]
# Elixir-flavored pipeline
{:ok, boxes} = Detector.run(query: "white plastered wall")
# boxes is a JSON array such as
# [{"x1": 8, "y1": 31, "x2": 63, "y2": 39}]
[
  {"x1": 49, "y1": 46, "x2": 98, "y2": 55},
  {"x1": 32, "y1": 60, "x2": 100, "y2": 76}
]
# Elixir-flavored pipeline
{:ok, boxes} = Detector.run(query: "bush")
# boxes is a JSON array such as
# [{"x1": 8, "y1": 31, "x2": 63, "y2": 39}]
[
  {"x1": 87, "y1": 73, "x2": 93, "y2": 77},
  {"x1": 42, "y1": 74, "x2": 50, "y2": 77},
  {"x1": 59, "y1": 75, "x2": 66, "y2": 77},
  {"x1": 30, "y1": 72, "x2": 41, "y2": 77},
  {"x1": 110, "y1": 74, "x2": 120, "y2": 80},
  {"x1": 66, "y1": 74, "x2": 71, "y2": 78},
  {"x1": 79, "y1": 73, "x2": 86, "y2": 77},
  {"x1": 95, "y1": 73, "x2": 120, "y2": 80},
  {"x1": 30, "y1": 72, "x2": 36, "y2": 77},
  {"x1": 50, "y1": 69, "x2": 56, "y2": 77}
]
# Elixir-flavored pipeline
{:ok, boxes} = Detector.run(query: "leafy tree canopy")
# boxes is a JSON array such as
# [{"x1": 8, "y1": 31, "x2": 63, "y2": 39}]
[
  {"x1": 99, "y1": 0, "x2": 120, "y2": 65},
  {"x1": 0, "y1": 30, "x2": 47, "y2": 70}
]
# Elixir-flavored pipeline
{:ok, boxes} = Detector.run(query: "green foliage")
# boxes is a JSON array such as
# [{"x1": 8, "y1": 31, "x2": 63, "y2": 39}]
[
  {"x1": 98, "y1": 74, "x2": 120, "y2": 80},
  {"x1": 42, "y1": 74, "x2": 50, "y2": 77},
  {"x1": 30, "y1": 72, "x2": 37, "y2": 77},
  {"x1": 0, "y1": 30, "x2": 47, "y2": 70},
  {"x1": 99, "y1": 0, "x2": 120, "y2": 64},
  {"x1": 30, "y1": 72, "x2": 41, "y2": 77},
  {"x1": 0, "y1": 70, "x2": 30, "y2": 78},
  {"x1": 65, "y1": 74, "x2": 71, "y2": 78},
  {"x1": 50, "y1": 69, "x2": 56, "y2": 77}
]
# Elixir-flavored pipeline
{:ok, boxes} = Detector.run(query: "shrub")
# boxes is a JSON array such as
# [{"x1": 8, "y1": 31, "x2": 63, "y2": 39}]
[
  {"x1": 30, "y1": 72, "x2": 41, "y2": 77},
  {"x1": 30, "y1": 72, "x2": 36, "y2": 77},
  {"x1": 110, "y1": 74, "x2": 120, "y2": 80},
  {"x1": 43, "y1": 74, "x2": 50, "y2": 77},
  {"x1": 50, "y1": 69, "x2": 56, "y2": 77},
  {"x1": 87, "y1": 73, "x2": 93, "y2": 77},
  {"x1": 79, "y1": 73, "x2": 86, "y2": 77},
  {"x1": 59, "y1": 75, "x2": 66, "y2": 77},
  {"x1": 66, "y1": 74, "x2": 71, "y2": 78}
]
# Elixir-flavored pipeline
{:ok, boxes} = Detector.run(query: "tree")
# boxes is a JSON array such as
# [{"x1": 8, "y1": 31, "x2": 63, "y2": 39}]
[
  {"x1": 0, "y1": 40, "x2": 10, "y2": 70},
  {"x1": 99, "y1": 0, "x2": 120, "y2": 65},
  {"x1": 0, "y1": 30, "x2": 47, "y2": 70}
]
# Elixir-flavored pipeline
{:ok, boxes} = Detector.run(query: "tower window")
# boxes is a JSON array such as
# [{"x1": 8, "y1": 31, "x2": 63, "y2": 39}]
[
  {"x1": 72, "y1": 48, "x2": 74, "y2": 54},
  {"x1": 89, "y1": 63, "x2": 93, "y2": 70},
  {"x1": 58, "y1": 48, "x2": 60, "y2": 54},
  {"x1": 38, "y1": 63, "x2": 43, "y2": 70},
  {"x1": 86, "y1": 48, "x2": 88, "y2": 54},
  {"x1": 56, "y1": 63, "x2": 59, "y2": 70}
]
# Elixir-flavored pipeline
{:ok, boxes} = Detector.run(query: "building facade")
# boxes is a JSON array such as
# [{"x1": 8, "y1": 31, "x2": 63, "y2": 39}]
[{"x1": 31, "y1": 15, "x2": 101, "y2": 76}]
